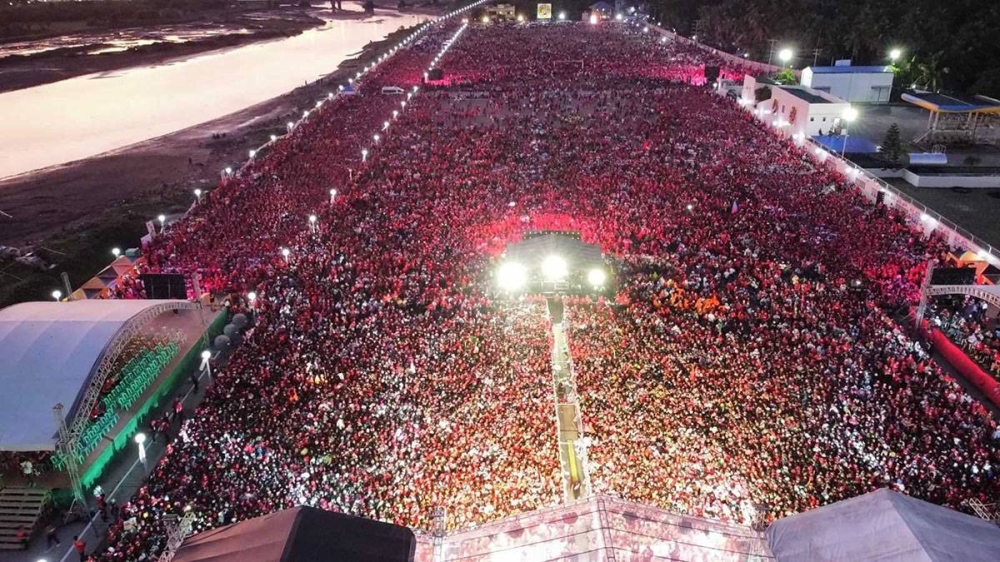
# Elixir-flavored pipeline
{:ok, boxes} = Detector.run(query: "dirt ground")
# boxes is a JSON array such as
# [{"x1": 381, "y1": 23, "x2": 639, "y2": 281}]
[
  {"x1": 0, "y1": 17, "x2": 421, "y2": 307},
  {"x1": 0, "y1": 9, "x2": 327, "y2": 93}
]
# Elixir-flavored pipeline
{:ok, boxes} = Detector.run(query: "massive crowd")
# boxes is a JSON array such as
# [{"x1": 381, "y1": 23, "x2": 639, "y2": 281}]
[
  {"x1": 85, "y1": 19, "x2": 1000, "y2": 560},
  {"x1": 931, "y1": 295, "x2": 1000, "y2": 376}
]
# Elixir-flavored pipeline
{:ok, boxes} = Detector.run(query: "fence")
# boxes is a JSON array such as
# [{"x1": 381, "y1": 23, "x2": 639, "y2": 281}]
[{"x1": 796, "y1": 138, "x2": 1000, "y2": 266}]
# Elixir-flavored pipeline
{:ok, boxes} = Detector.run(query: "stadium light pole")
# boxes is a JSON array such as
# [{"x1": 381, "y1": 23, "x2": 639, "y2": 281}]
[
  {"x1": 134, "y1": 433, "x2": 147, "y2": 472},
  {"x1": 330, "y1": 189, "x2": 337, "y2": 205},
  {"x1": 112, "y1": 247, "x2": 121, "y2": 259},
  {"x1": 52, "y1": 290, "x2": 62, "y2": 301},
  {"x1": 282, "y1": 248, "x2": 291, "y2": 263},
  {"x1": 247, "y1": 291, "x2": 257, "y2": 320},
  {"x1": 309, "y1": 214, "x2": 317, "y2": 233},
  {"x1": 889, "y1": 48, "x2": 902, "y2": 64},
  {"x1": 841, "y1": 107, "x2": 858, "y2": 157},
  {"x1": 362, "y1": 148, "x2": 369, "y2": 163},
  {"x1": 201, "y1": 349, "x2": 213, "y2": 383},
  {"x1": 194, "y1": 188, "x2": 202, "y2": 203},
  {"x1": 158, "y1": 214, "x2": 166, "y2": 233},
  {"x1": 778, "y1": 48, "x2": 793, "y2": 67}
]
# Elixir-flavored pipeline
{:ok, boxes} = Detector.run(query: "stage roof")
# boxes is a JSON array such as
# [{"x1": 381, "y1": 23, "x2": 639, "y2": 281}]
[
  {"x1": 429, "y1": 495, "x2": 773, "y2": 561},
  {"x1": 174, "y1": 506, "x2": 416, "y2": 562},
  {"x1": 782, "y1": 86, "x2": 833, "y2": 104},
  {"x1": 902, "y1": 92, "x2": 1000, "y2": 114},
  {"x1": 766, "y1": 488, "x2": 1000, "y2": 562},
  {"x1": 0, "y1": 299, "x2": 188, "y2": 451},
  {"x1": 808, "y1": 65, "x2": 892, "y2": 75}
]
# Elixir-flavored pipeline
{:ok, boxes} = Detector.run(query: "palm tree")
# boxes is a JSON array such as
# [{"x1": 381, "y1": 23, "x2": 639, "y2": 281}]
[{"x1": 912, "y1": 52, "x2": 945, "y2": 91}]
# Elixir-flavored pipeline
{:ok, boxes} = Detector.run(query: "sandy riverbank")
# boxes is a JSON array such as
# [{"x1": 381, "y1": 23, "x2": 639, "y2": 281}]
[
  {"x1": 0, "y1": 9, "x2": 434, "y2": 307},
  {"x1": 0, "y1": 9, "x2": 328, "y2": 94}
]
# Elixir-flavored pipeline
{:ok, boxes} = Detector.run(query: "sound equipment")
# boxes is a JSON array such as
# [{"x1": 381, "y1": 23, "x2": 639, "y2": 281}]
[
  {"x1": 140, "y1": 273, "x2": 187, "y2": 300},
  {"x1": 931, "y1": 267, "x2": 976, "y2": 286},
  {"x1": 875, "y1": 190, "x2": 885, "y2": 205},
  {"x1": 704, "y1": 65, "x2": 720, "y2": 83},
  {"x1": 173, "y1": 506, "x2": 416, "y2": 562},
  {"x1": 428, "y1": 68, "x2": 444, "y2": 81}
]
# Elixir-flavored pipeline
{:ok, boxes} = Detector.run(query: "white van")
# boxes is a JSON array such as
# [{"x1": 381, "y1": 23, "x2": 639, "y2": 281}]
[{"x1": 381, "y1": 86, "x2": 405, "y2": 95}]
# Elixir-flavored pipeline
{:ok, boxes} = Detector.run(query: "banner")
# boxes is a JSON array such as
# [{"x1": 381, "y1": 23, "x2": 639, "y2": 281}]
[
  {"x1": 537, "y1": 3, "x2": 552, "y2": 19},
  {"x1": 930, "y1": 328, "x2": 1000, "y2": 408}
]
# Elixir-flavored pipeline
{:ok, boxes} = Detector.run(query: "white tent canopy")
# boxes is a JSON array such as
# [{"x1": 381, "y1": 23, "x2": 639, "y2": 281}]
[
  {"x1": 767, "y1": 488, "x2": 1000, "y2": 562},
  {"x1": 0, "y1": 299, "x2": 187, "y2": 451}
]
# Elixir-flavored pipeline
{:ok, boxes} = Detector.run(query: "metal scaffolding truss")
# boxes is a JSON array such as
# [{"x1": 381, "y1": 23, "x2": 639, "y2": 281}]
[
  {"x1": 929, "y1": 284, "x2": 1000, "y2": 309},
  {"x1": 57, "y1": 300, "x2": 199, "y2": 498}
]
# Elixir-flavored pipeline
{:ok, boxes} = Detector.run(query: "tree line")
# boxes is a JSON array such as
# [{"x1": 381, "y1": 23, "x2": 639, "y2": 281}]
[{"x1": 646, "y1": 0, "x2": 1000, "y2": 97}]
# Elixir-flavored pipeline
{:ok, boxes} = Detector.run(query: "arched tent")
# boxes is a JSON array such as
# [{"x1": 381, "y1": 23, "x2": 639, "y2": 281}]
[
  {"x1": 766, "y1": 488, "x2": 1000, "y2": 562},
  {"x1": 0, "y1": 299, "x2": 196, "y2": 451}
]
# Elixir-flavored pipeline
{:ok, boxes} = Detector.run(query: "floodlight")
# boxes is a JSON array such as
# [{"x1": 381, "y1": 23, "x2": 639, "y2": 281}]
[
  {"x1": 541, "y1": 255, "x2": 568, "y2": 281},
  {"x1": 778, "y1": 48, "x2": 793, "y2": 63},
  {"x1": 588, "y1": 269, "x2": 607, "y2": 287},
  {"x1": 842, "y1": 106, "x2": 858, "y2": 122},
  {"x1": 497, "y1": 262, "x2": 527, "y2": 291}
]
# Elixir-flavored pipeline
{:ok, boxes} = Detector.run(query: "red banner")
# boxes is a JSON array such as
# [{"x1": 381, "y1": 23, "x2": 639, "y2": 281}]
[{"x1": 930, "y1": 328, "x2": 1000, "y2": 408}]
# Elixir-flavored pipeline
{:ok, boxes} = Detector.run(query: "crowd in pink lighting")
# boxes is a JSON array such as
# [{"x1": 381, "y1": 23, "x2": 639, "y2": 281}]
[{"x1": 85, "y1": 19, "x2": 999, "y2": 561}]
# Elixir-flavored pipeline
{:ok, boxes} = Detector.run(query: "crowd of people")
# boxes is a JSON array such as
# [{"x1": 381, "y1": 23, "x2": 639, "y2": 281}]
[
  {"x1": 84, "y1": 19, "x2": 1000, "y2": 560},
  {"x1": 931, "y1": 295, "x2": 1000, "y2": 376}
]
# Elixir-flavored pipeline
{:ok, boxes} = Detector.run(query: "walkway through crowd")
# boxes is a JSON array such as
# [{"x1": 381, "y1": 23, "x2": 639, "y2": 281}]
[{"x1": 547, "y1": 298, "x2": 591, "y2": 501}]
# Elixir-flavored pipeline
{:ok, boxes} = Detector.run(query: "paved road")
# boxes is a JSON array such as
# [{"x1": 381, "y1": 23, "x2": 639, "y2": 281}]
[{"x1": 7, "y1": 354, "x2": 222, "y2": 562}]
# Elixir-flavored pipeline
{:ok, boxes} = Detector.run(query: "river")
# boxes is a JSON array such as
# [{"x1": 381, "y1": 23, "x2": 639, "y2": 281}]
[{"x1": 0, "y1": 5, "x2": 429, "y2": 180}]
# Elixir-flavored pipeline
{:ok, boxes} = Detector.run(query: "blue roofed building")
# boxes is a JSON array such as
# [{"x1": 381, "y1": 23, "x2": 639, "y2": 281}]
[{"x1": 801, "y1": 65, "x2": 894, "y2": 103}]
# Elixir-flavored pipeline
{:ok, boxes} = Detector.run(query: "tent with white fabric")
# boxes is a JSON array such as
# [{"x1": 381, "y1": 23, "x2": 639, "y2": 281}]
[
  {"x1": 0, "y1": 299, "x2": 194, "y2": 451},
  {"x1": 766, "y1": 488, "x2": 1000, "y2": 562}
]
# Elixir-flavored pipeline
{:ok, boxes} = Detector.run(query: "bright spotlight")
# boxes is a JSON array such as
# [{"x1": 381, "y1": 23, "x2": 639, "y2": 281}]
[
  {"x1": 778, "y1": 48, "x2": 793, "y2": 64},
  {"x1": 590, "y1": 13, "x2": 598, "y2": 25},
  {"x1": 588, "y1": 269, "x2": 607, "y2": 287},
  {"x1": 541, "y1": 255, "x2": 568, "y2": 281},
  {"x1": 497, "y1": 262, "x2": 527, "y2": 291}
]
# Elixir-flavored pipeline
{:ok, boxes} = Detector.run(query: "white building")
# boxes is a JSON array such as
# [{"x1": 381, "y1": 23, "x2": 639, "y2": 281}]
[
  {"x1": 800, "y1": 66, "x2": 894, "y2": 104},
  {"x1": 741, "y1": 76, "x2": 850, "y2": 140}
]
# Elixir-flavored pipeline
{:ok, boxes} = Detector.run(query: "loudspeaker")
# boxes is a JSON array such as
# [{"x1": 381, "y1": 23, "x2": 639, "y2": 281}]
[
  {"x1": 704, "y1": 65, "x2": 720, "y2": 82},
  {"x1": 140, "y1": 273, "x2": 187, "y2": 300},
  {"x1": 876, "y1": 191, "x2": 885, "y2": 205},
  {"x1": 428, "y1": 68, "x2": 444, "y2": 81}
]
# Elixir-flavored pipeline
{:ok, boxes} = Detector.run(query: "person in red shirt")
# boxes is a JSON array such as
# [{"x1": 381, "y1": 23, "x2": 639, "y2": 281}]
[{"x1": 73, "y1": 535, "x2": 87, "y2": 562}]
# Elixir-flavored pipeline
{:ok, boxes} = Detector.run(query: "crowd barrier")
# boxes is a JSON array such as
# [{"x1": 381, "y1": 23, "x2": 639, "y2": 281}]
[{"x1": 929, "y1": 327, "x2": 1000, "y2": 408}]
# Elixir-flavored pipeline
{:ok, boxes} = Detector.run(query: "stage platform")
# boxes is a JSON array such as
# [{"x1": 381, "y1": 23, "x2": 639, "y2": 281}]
[{"x1": 414, "y1": 495, "x2": 774, "y2": 561}]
